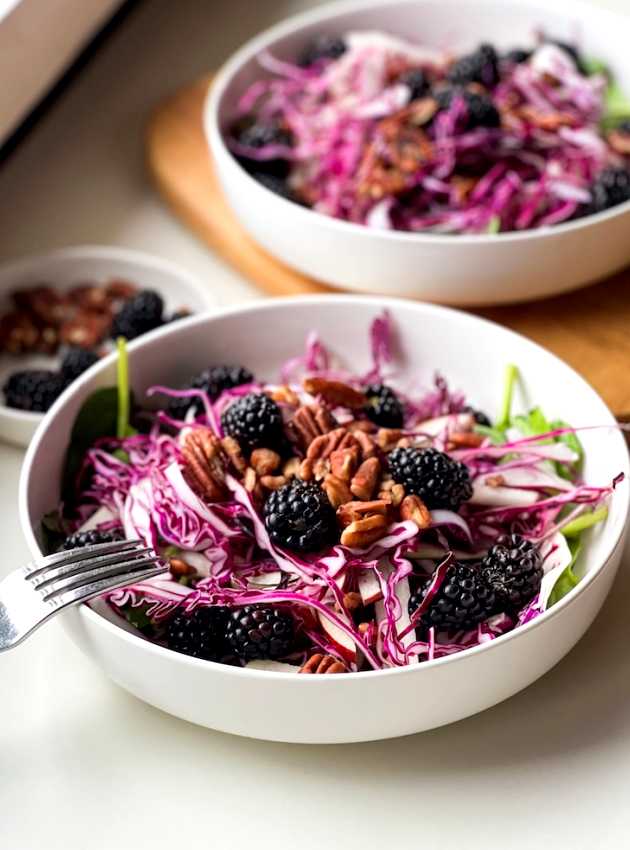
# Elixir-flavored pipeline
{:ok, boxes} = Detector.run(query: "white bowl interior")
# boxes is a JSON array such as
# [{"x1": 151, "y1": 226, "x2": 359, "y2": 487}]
[
  {"x1": 0, "y1": 246, "x2": 215, "y2": 447},
  {"x1": 21, "y1": 297, "x2": 630, "y2": 630},
  {"x1": 215, "y1": 0, "x2": 630, "y2": 132}
]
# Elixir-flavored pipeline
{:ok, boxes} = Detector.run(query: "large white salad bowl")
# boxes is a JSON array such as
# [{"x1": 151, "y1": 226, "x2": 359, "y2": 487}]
[
  {"x1": 19, "y1": 296, "x2": 629, "y2": 743},
  {"x1": 206, "y1": 0, "x2": 630, "y2": 305}
]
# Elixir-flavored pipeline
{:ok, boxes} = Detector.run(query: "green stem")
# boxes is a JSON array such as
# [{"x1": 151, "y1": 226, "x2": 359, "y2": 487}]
[
  {"x1": 497, "y1": 364, "x2": 518, "y2": 430},
  {"x1": 562, "y1": 506, "x2": 609, "y2": 537},
  {"x1": 116, "y1": 337, "x2": 130, "y2": 440}
]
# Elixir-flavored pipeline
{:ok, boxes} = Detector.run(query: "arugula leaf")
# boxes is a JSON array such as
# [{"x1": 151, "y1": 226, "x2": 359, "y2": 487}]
[
  {"x1": 581, "y1": 56, "x2": 609, "y2": 77},
  {"x1": 512, "y1": 406, "x2": 553, "y2": 440},
  {"x1": 548, "y1": 537, "x2": 581, "y2": 607},
  {"x1": 602, "y1": 79, "x2": 630, "y2": 129},
  {"x1": 550, "y1": 418, "x2": 584, "y2": 479},
  {"x1": 473, "y1": 423, "x2": 506, "y2": 444}
]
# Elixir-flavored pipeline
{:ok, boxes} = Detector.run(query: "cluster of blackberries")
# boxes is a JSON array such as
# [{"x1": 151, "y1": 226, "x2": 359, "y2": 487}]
[{"x1": 3, "y1": 347, "x2": 100, "y2": 412}]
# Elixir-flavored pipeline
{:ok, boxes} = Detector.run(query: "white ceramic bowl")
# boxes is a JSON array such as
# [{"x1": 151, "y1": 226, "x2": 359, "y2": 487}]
[
  {"x1": 19, "y1": 296, "x2": 629, "y2": 743},
  {"x1": 0, "y1": 246, "x2": 215, "y2": 447},
  {"x1": 206, "y1": 0, "x2": 630, "y2": 306}
]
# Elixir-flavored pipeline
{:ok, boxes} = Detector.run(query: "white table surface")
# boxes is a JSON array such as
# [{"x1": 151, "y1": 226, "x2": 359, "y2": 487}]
[{"x1": 1, "y1": 1, "x2": 630, "y2": 847}]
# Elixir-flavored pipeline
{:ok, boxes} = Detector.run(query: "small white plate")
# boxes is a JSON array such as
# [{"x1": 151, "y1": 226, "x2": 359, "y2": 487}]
[{"x1": 0, "y1": 245, "x2": 215, "y2": 447}]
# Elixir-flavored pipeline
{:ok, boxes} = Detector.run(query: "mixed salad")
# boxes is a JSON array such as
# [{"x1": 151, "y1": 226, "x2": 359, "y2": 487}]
[
  {"x1": 227, "y1": 32, "x2": 630, "y2": 234},
  {"x1": 43, "y1": 315, "x2": 622, "y2": 674}
]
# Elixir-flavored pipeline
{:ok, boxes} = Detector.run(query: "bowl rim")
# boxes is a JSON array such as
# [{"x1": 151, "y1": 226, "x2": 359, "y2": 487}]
[
  {"x1": 205, "y1": 0, "x2": 630, "y2": 246},
  {"x1": 18, "y1": 294, "x2": 630, "y2": 681},
  {"x1": 0, "y1": 244, "x2": 215, "y2": 425}
]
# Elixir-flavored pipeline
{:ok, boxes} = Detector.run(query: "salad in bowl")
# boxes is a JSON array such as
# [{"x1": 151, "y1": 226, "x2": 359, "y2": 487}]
[{"x1": 39, "y1": 312, "x2": 622, "y2": 675}]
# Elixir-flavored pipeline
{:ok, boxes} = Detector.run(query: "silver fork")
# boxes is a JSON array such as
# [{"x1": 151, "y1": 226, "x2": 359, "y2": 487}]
[{"x1": 0, "y1": 539, "x2": 166, "y2": 651}]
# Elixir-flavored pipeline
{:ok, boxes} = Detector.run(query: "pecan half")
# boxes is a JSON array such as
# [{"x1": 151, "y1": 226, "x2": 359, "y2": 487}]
[
  {"x1": 340, "y1": 514, "x2": 388, "y2": 548},
  {"x1": 337, "y1": 499, "x2": 391, "y2": 527},
  {"x1": 60, "y1": 311, "x2": 110, "y2": 348},
  {"x1": 377, "y1": 428, "x2": 403, "y2": 451},
  {"x1": 390, "y1": 483, "x2": 405, "y2": 507},
  {"x1": 182, "y1": 428, "x2": 227, "y2": 502},
  {"x1": 299, "y1": 653, "x2": 348, "y2": 674},
  {"x1": 270, "y1": 385, "x2": 300, "y2": 406},
  {"x1": 169, "y1": 557, "x2": 195, "y2": 577},
  {"x1": 221, "y1": 436, "x2": 247, "y2": 474},
  {"x1": 353, "y1": 429, "x2": 376, "y2": 459},
  {"x1": 400, "y1": 494, "x2": 431, "y2": 529},
  {"x1": 303, "y1": 377, "x2": 366, "y2": 410},
  {"x1": 350, "y1": 457, "x2": 381, "y2": 501},
  {"x1": 291, "y1": 403, "x2": 336, "y2": 448},
  {"x1": 259, "y1": 474, "x2": 287, "y2": 490},
  {"x1": 323, "y1": 474, "x2": 353, "y2": 508},
  {"x1": 251, "y1": 448, "x2": 281, "y2": 476},
  {"x1": 330, "y1": 446, "x2": 360, "y2": 482},
  {"x1": 307, "y1": 428, "x2": 358, "y2": 461},
  {"x1": 448, "y1": 431, "x2": 485, "y2": 448}
]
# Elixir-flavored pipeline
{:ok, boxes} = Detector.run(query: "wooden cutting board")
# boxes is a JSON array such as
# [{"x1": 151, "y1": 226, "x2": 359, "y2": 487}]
[{"x1": 145, "y1": 75, "x2": 630, "y2": 416}]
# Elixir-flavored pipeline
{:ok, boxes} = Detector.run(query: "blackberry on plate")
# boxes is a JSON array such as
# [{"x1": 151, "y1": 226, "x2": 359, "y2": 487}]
[
  {"x1": 398, "y1": 68, "x2": 429, "y2": 101},
  {"x1": 447, "y1": 43, "x2": 499, "y2": 88},
  {"x1": 408, "y1": 562, "x2": 495, "y2": 631},
  {"x1": 3, "y1": 369, "x2": 67, "y2": 412},
  {"x1": 225, "y1": 604, "x2": 295, "y2": 660},
  {"x1": 251, "y1": 172, "x2": 296, "y2": 202},
  {"x1": 463, "y1": 405, "x2": 491, "y2": 427},
  {"x1": 504, "y1": 47, "x2": 532, "y2": 64},
  {"x1": 587, "y1": 167, "x2": 630, "y2": 214},
  {"x1": 166, "y1": 605, "x2": 229, "y2": 661},
  {"x1": 111, "y1": 289, "x2": 164, "y2": 340},
  {"x1": 298, "y1": 34, "x2": 347, "y2": 67},
  {"x1": 60, "y1": 347, "x2": 99, "y2": 382},
  {"x1": 169, "y1": 364, "x2": 254, "y2": 419},
  {"x1": 481, "y1": 533, "x2": 543, "y2": 611},
  {"x1": 364, "y1": 383, "x2": 404, "y2": 428},
  {"x1": 233, "y1": 120, "x2": 293, "y2": 178},
  {"x1": 546, "y1": 39, "x2": 587, "y2": 74},
  {"x1": 434, "y1": 87, "x2": 500, "y2": 130},
  {"x1": 62, "y1": 527, "x2": 124, "y2": 550},
  {"x1": 388, "y1": 446, "x2": 473, "y2": 510},
  {"x1": 221, "y1": 391, "x2": 284, "y2": 453},
  {"x1": 264, "y1": 480, "x2": 337, "y2": 552}
]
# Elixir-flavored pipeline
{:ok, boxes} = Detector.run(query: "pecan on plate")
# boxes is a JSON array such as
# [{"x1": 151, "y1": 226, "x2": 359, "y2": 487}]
[
  {"x1": 377, "y1": 428, "x2": 403, "y2": 451},
  {"x1": 251, "y1": 448, "x2": 281, "y2": 476},
  {"x1": 337, "y1": 498, "x2": 391, "y2": 528},
  {"x1": 12, "y1": 286, "x2": 67, "y2": 325},
  {"x1": 0, "y1": 311, "x2": 40, "y2": 354},
  {"x1": 307, "y1": 428, "x2": 359, "y2": 462},
  {"x1": 299, "y1": 653, "x2": 348, "y2": 674},
  {"x1": 400, "y1": 494, "x2": 431, "y2": 529},
  {"x1": 221, "y1": 435, "x2": 247, "y2": 474},
  {"x1": 60, "y1": 310, "x2": 110, "y2": 349},
  {"x1": 182, "y1": 427, "x2": 227, "y2": 502},
  {"x1": 67, "y1": 284, "x2": 111, "y2": 313},
  {"x1": 323, "y1": 473, "x2": 353, "y2": 508},
  {"x1": 303, "y1": 377, "x2": 366, "y2": 410},
  {"x1": 330, "y1": 445, "x2": 360, "y2": 482},
  {"x1": 340, "y1": 514, "x2": 388, "y2": 548},
  {"x1": 350, "y1": 457, "x2": 381, "y2": 501},
  {"x1": 290, "y1": 402, "x2": 336, "y2": 448}
]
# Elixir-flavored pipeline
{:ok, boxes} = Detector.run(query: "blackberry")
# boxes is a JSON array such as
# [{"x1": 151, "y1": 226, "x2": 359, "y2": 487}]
[
  {"x1": 3, "y1": 369, "x2": 67, "y2": 412},
  {"x1": 169, "y1": 364, "x2": 254, "y2": 418},
  {"x1": 226, "y1": 605, "x2": 295, "y2": 660},
  {"x1": 408, "y1": 562, "x2": 495, "y2": 631},
  {"x1": 481, "y1": 534, "x2": 543, "y2": 611},
  {"x1": 504, "y1": 48, "x2": 532, "y2": 64},
  {"x1": 447, "y1": 43, "x2": 499, "y2": 88},
  {"x1": 111, "y1": 289, "x2": 164, "y2": 340},
  {"x1": 298, "y1": 34, "x2": 347, "y2": 67},
  {"x1": 364, "y1": 383, "x2": 404, "y2": 428},
  {"x1": 60, "y1": 348, "x2": 99, "y2": 382},
  {"x1": 435, "y1": 87, "x2": 500, "y2": 130},
  {"x1": 587, "y1": 167, "x2": 630, "y2": 215},
  {"x1": 399, "y1": 68, "x2": 429, "y2": 101},
  {"x1": 547, "y1": 39, "x2": 587, "y2": 75},
  {"x1": 264, "y1": 480, "x2": 337, "y2": 552},
  {"x1": 165, "y1": 605, "x2": 229, "y2": 661},
  {"x1": 463, "y1": 405, "x2": 491, "y2": 427},
  {"x1": 233, "y1": 120, "x2": 292, "y2": 178},
  {"x1": 388, "y1": 446, "x2": 473, "y2": 510},
  {"x1": 62, "y1": 527, "x2": 124, "y2": 550},
  {"x1": 251, "y1": 172, "x2": 296, "y2": 202},
  {"x1": 221, "y1": 391, "x2": 284, "y2": 453}
]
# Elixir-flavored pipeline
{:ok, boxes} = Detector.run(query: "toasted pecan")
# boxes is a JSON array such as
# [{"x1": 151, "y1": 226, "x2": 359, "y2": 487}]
[
  {"x1": 181, "y1": 427, "x2": 227, "y2": 502},
  {"x1": 350, "y1": 457, "x2": 381, "y2": 501},
  {"x1": 299, "y1": 654, "x2": 348, "y2": 674},
  {"x1": 303, "y1": 377, "x2": 367, "y2": 409}
]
